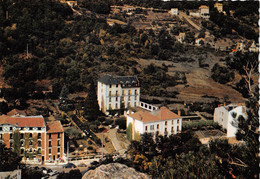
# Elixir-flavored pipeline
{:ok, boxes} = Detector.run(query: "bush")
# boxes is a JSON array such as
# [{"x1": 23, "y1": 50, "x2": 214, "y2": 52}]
[
  {"x1": 115, "y1": 117, "x2": 126, "y2": 130},
  {"x1": 88, "y1": 140, "x2": 93, "y2": 145},
  {"x1": 211, "y1": 63, "x2": 234, "y2": 84},
  {"x1": 103, "y1": 119, "x2": 113, "y2": 126},
  {"x1": 87, "y1": 146, "x2": 93, "y2": 150}
]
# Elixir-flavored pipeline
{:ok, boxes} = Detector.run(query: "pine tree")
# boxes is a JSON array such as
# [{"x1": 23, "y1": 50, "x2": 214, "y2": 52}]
[
  {"x1": 84, "y1": 81, "x2": 100, "y2": 121},
  {"x1": 235, "y1": 87, "x2": 259, "y2": 178}
]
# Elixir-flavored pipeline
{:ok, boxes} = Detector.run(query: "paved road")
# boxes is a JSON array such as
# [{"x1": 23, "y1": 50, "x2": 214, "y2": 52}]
[
  {"x1": 107, "y1": 128, "x2": 126, "y2": 155},
  {"x1": 179, "y1": 11, "x2": 202, "y2": 31}
]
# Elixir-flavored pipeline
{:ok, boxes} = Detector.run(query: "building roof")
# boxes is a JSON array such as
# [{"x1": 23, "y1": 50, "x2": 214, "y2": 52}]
[
  {"x1": 0, "y1": 115, "x2": 45, "y2": 127},
  {"x1": 97, "y1": 75, "x2": 139, "y2": 88},
  {"x1": 46, "y1": 120, "x2": 64, "y2": 133},
  {"x1": 128, "y1": 106, "x2": 181, "y2": 123},
  {"x1": 7, "y1": 109, "x2": 27, "y2": 117},
  {"x1": 199, "y1": 5, "x2": 209, "y2": 9}
]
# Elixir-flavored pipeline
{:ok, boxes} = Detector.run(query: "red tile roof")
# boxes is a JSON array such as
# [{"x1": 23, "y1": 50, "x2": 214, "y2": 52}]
[
  {"x1": 7, "y1": 109, "x2": 27, "y2": 116},
  {"x1": 46, "y1": 120, "x2": 64, "y2": 133},
  {"x1": 0, "y1": 115, "x2": 45, "y2": 127},
  {"x1": 128, "y1": 106, "x2": 181, "y2": 123}
]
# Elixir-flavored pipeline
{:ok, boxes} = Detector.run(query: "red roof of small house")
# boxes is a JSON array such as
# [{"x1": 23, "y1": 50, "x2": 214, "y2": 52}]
[
  {"x1": 0, "y1": 115, "x2": 45, "y2": 127},
  {"x1": 46, "y1": 120, "x2": 64, "y2": 133},
  {"x1": 128, "y1": 106, "x2": 181, "y2": 123}
]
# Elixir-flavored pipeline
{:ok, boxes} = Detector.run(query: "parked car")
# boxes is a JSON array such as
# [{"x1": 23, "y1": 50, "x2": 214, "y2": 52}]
[
  {"x1": 77, "y1": 163, "x2": 87, "y2": 167},
  {"x1": 62, "y1": 163, "x2": 76, "y2": 168},
  {"x1": 49, "y1": 170, "x2": 58, "y2": 176}
]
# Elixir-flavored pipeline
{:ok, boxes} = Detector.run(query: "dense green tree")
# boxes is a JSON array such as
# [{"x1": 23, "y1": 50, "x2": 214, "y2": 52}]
[
  {"x1": 59, "y1": 85, "x2": 69, "y2": 99},
  {"x1": 211, "y1": 63, "x2": 234, "y2": 84},
  {"x1": 0, "y1": 144, "x2": 22, "y2": 172},
  {"x1": 84, "y1": 81, "x2": 100, "y2": 121}
]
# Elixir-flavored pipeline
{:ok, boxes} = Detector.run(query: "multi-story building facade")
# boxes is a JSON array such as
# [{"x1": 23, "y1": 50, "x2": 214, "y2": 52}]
[
  {"x1": 126, "y1": 107, "x2": 182, "y2": 140},
  {"x1": 97, "y1": 75, "x2": 140, "y2": 115},
  {"x1": 214, "y1": 103, "x2": 247, "y2": 137},
  {"x1": 0, "y1": 115, "x2": 64, "y2": 164}
]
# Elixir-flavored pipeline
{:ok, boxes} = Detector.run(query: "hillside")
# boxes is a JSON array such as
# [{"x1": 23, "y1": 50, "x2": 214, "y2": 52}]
[{"x1": 0, "y1": 0, "x2": 258, "y2": 110}]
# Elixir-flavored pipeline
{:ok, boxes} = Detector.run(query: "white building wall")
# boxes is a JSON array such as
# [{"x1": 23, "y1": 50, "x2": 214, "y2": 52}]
[
  {"x1": 214, "y1": 105, "x2": 246, "y2": 137},
  {"x1": 98, "y1": 82, "x2": 140, "y2": 114}
]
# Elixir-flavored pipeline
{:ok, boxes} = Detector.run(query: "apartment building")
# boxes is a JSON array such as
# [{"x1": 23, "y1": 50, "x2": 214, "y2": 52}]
[
  {"x1": 0, "y1": 115, "x2": 64, "y2": 164},
  {"x1": 126, "y1": 106, "x2": 182, "y2": 140},
  {"x1": 214, "y1": 103, "x2": 247, "y2": 137},
  {"x1": 97, "y1": 75, "x2": 140, "y2": 115}
]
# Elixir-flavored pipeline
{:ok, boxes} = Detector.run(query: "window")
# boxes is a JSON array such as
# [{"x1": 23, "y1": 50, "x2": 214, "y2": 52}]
[
  {"x1": 29, "y1": 127, "x2": 33, "y2": 130},
  {"x1": 49, "y1": 148, "x2": 51, "y2": 154},
  {"x1": 172, "y1": 120, "x2": 174, "y2": 124},
  {"x1": 109, "y1": 91, "x2": 111, "y2": 96},
  {"x1": 21, "y1": 149, "x2": 24, "y2": 154},
  {"x1": 135, "y1": 89, "x2": 137, "y2": 95},
  {"x1": 145, "y1": 126, "x2": 148, "y2": 131},
  {"x1": 58, "y1": 140, "x2": 60, "y2": 146},
  {"x1": 135, "y1": 96, "x2": 137, "y2": 100},
  {"x1": 38, "y1": 127, "x2": 41, "y2": 130},
  {"x1": 38, "y1": 133, "x2": 41, "y2": 139},
  {"x1": 128, "y1": 102, "x2": 130, "y2": 107},
  {"x1": 165, "y1": 128, "x2": 167, "y2": 132},
  {"x1": 115, "y1": 103, "x2": 118, "y2": 109},
  {"x1": 157, "y1": 124, "x2": 159, "y2": 129},
  {"x1": 134, "y1": 102, "x2": 136, "y2": 107},
  {"x1": 20, "y1": 127, "x2": 24, "y2": 130},
  {"x1": 171, "y1": 127, "x2": 174, "y2": 132},
  {"x1": 10, "y1": 127, "x2": 13, "y2": 131},
  {"x1": 10, "y1": 141, "x2": 13, "y2": 147},
  {"x1": 123, "y1": 90, "x2": 125, "y2": 95},
  {"x1": 116, "y1": 84, "x2": 118, "y2": 88},
  {"x1": 10, "y1": 133, "x2": 13, "y2": 139},
  {"x1": 109, "y1": 104, "x2": 112, "y2": 109},
  {"x1": 29, "y1": 133, "x2": 32, "y2": 138},
  {"x1": 116, "y1": 97, "x2": 118, "y2": 101},
  {"x1": 165, "y1": 121, "x2": 167, "y2": 125},
  {"x1": 0, "y1": 127, "x2": 2, "y2": 131},
  {"x1": 58, "y1": 148, "x2": 60, "y2": 153},
  {"x1": 21, "y1": 141, "x2": 24, "y2": 146},
  {"x1": 57, "y1": 155, "x2": 60, "y2": 159},
  {"x1": 38, "y1": 141, "x2": 41, "y2": 147},
  {"x1": 128, "y1": 96, "x2": 131, "y2": 101},
  {"x1": 29, "y1": 141, "x2": 33, "y2": 146},
  {"x1": 20, "y1": 133, "x2": 24, "y2": 139},
  {"x1": 109, "y1": 97, "x2": 111, "y2": 102},
  {"x1": 49, "y1": 141, "x2": 52, "y2": 147},
  {"x1": 58, "y1": 133, "x2": 60, "y2": 139},
  {"x1": 110, "y1": 84, "x2": 112, "y2": 88},
  {"x1": 0, "y1": 134, "x2": 2, "y2": 139},
  {"x1": 128, "y1": 90, "x2": 131, "y2": 95},
  {"x1": 150, "y1": 125, "x2": 154, "y2": 130},
  {"x1": 116, "y1": 91, "x2": 118, "y2": 96},
  {"x1": 49, "y1": 134, "x2": 51, "y2": 139}
]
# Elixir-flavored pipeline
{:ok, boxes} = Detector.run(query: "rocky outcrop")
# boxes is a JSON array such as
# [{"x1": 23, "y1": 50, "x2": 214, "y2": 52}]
[{"x1": 82, "y1": 163, "x2": 150, "y2": 179}]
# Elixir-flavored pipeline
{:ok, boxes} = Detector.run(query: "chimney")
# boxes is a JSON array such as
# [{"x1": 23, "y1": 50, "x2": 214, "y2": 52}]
[{"x1": 178, "y1": 110, "x2": 181, "y2": 116}]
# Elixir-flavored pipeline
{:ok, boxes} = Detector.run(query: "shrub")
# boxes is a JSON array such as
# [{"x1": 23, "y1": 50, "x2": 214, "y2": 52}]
[
  {"x1": 115, "y1": 117, "x2": 126, "y2": 130},
  {"x1": 87, "y1": 146, "x2": 93, "y2": 150}
]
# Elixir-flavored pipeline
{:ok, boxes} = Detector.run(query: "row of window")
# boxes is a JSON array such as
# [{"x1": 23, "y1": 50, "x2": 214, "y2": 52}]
[
  {"x1": 49, "y1": 147, "x2": 61, "y2": 154},
  {"x1": 0, "y1": 127, "x2": 43, "y2": 131},
  {"x1": 145, "y1": 120, "x2": 181, "y2": 131},
  {"x1": 109, "y1": 89, "x2": 138, "y2": 97},
  {"x1": 108, "y1": 102, "x2": 137, "y2": 109},
  {"x1": 0, "y1": 133, "x2": 61, "y2": 140},
  {"x1": 109, "y1": 96, "x2": 138, "y2": 102}
]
